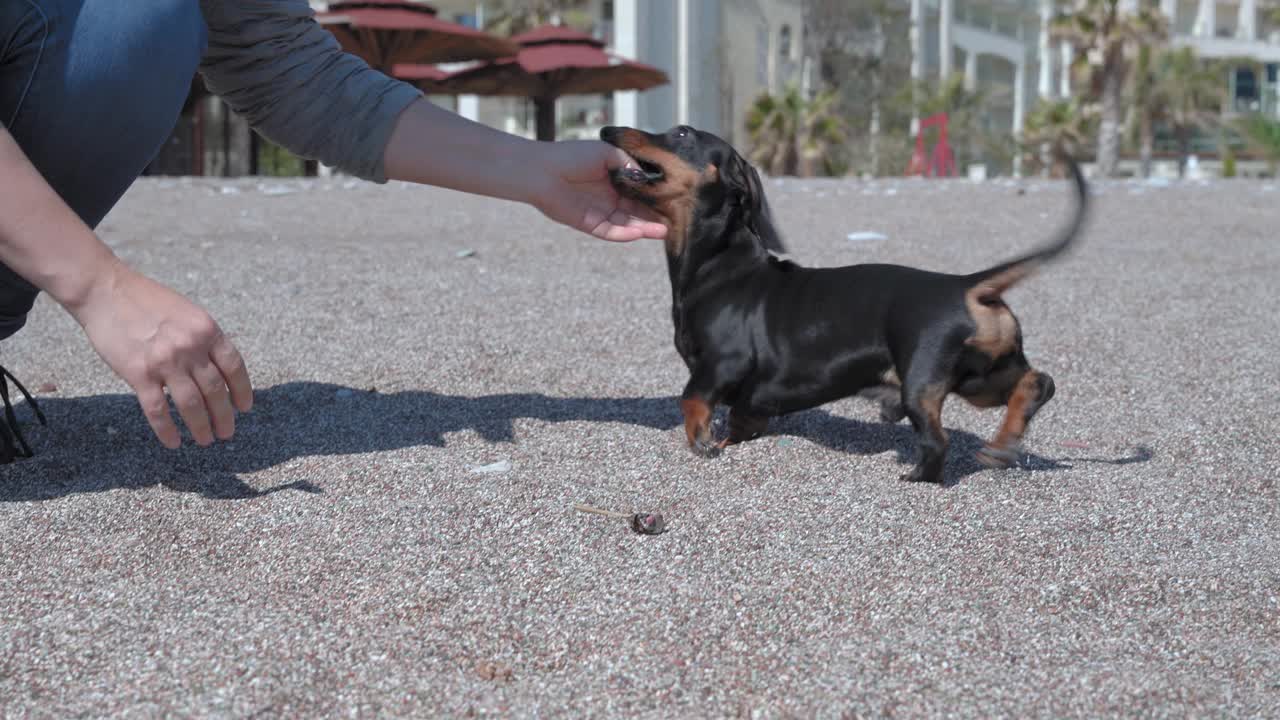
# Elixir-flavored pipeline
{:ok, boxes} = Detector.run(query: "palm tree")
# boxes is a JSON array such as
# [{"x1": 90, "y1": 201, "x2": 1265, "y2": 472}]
[
  {"x1": 482, "y1": 0, "x2": 593, "y2": 36},
  {"x1": 1235, "y1": 112, "x2": 1280, "y2": 175},
  {"x1": 1127, "y1": 46, "x2": 1226, "y2": 177},
  {"x1": 1053, "y1": 0, "x2": 1168, "y2": 177},
  {"x1": 1020, "y1": 97, "x2": 1095, "y2": 176},
  {"x1": 745, "y1": 86, "x2": 848, "y2": 177}
]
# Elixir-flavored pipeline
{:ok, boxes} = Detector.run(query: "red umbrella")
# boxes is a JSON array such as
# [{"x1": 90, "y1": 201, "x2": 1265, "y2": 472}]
[
  {"x1": 415, "y1": 24, "x2": 668, "y2": 141},
  {"x1": 315, "y1": 0, "x2": 519, "y2": 71},
  {"x1": 390, "y1": 62, "x2": 452, "y2": 94}
]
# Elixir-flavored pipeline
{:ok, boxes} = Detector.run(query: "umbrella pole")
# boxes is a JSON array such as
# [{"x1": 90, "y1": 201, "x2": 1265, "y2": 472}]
[{"x1": 534, "y1": 96, "x2": 557, "y2": 142}]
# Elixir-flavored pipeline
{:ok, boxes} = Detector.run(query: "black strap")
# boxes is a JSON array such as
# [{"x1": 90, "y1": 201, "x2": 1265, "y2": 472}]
[{"x1": 0, "y1": 363, "x2": 47, "y2": 462}]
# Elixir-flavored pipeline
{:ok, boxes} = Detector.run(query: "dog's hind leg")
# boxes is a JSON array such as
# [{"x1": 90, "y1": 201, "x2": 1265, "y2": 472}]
[
  {"x1": 976, "y1": 369, "x2": 1055, "y2": 468},
  {"x1": 858, "y1": 368, "x2": 906, "y2": 423},
  {"x1": 898, "y1": 379, "x2": 951, "y2": 484},
  {"x1": 859, "y1": 385, "x2": 906, "y2": 423}
]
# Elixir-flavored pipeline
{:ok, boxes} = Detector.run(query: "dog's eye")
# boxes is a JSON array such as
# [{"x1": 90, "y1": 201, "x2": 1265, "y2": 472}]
[{"x1": 675, "y1": 126, "x2": 690, "y2": 138}]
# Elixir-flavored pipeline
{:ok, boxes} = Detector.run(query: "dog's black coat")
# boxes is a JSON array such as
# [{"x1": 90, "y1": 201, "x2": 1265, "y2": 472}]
[{"x1": 602, "y1": 124, "x2": 1089, "y2": 484}]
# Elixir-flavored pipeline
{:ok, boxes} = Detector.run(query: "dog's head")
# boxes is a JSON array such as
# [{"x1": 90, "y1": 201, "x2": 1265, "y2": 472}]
[{"x1": 601, "y1": 124, "x2": 785, "y2": 257}]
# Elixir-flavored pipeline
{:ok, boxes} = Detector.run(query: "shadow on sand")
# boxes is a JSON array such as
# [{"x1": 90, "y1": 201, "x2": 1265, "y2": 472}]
[{"x1": 1, "y1": 381, "x2": 1153, "y2": 501}]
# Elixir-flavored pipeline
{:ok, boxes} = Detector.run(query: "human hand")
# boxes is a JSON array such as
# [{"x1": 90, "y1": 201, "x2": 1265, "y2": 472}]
[
  {"x1": 528, "y1": 140, "x2": 668, "y2": 242},
  {"x1": 68, "y1": 260, "x2": 253, "y2": 449}
]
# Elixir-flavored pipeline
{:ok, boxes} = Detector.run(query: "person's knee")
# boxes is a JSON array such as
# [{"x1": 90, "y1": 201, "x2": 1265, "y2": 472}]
[
  {"x1": 121, "y1": 0, "x2": 208, "y2": 118},
  {"x1": 26, "y1": 1, "x2": 210, "y2": 227}
]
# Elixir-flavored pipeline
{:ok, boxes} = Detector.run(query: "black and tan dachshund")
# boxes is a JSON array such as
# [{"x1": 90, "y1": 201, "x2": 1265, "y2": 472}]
[{"x1": 601, "y1": 124, "x2": 1089, "y2": 484}]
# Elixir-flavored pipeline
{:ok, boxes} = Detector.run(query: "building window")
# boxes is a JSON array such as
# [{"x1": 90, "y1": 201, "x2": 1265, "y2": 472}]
[
  {"x1": 1236, "y1": 68, "x2": 1258, "y2": 99},
  {"x1": 602, "y1": 0, "x2": 613, "y2": 21},
  {"x1": 1268, "y1": 63, "x2": 1278, "y2": 85},
  {"x1": 779, "y1": 24, "x2": 792, "y2": 60}
]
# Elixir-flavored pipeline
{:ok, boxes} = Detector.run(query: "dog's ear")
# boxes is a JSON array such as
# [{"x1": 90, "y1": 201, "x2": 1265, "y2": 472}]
[{"x1": 723, "y1": 152, "x2": 786, "y2": 255}]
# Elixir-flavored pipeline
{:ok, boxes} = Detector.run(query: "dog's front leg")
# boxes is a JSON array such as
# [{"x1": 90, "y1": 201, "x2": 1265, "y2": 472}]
[
  {"x1": 977, "y1": 370, "x2": 1055, "y2": 468},
  {"x1": 680, "y1": 367, "x2": 723, "y2": 459},
  {"x1": 718, "y1": 407, "x2": 769, "y2": 449}
]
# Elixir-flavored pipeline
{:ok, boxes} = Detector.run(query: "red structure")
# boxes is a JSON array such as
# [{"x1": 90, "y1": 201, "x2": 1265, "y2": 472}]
[{"x1": 906, "y1": 113, "x2": 958, "y2": 178}]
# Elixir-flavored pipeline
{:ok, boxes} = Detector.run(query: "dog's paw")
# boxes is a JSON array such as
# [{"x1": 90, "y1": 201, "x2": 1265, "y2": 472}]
[
  {"x1": 976, "y1": 444, "x2": 1020, "y2": 469},
  {"x1": 689, "y1": 438, "x2": 722, "y2": 459},
  {"x1": 898, "y1": 467, "x2": 941, "y2": 484}
]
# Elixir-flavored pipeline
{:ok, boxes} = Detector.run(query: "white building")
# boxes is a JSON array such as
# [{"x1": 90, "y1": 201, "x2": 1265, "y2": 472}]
[
  {"x1": 913, "y1": 0, "x2": 1279, "y2": 149},
  {"x1": 1167, "y1": 0, "x2": 1280, "y2": 116}
]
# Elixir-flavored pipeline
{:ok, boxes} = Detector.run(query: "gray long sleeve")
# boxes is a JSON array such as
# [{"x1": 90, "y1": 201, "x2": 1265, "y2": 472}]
[{"x1": 197, "y1": 0, "x2": 424, "y2": 182}]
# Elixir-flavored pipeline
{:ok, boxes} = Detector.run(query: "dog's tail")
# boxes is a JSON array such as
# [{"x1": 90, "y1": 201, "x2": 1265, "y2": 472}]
[{"x1": 963, "y1": 152, "x2": 1089, "y2": 300}]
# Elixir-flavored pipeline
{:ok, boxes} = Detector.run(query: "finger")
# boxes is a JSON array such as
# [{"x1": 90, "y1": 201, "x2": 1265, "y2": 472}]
[
  {"x1": 607, "y1": 209, "x2": 667, "y2": 240},
  {"x1": 594, "y1": 221, "x2": 644, "y2": 242},
  {"x1": 601, "y1": 145, "x2": 636, "y2": 171},
  {"x1": 210, "y1": 333, "x2": 253, "y2": 413},
  {"x1": 194, "y1": 361, "x2": 236, "y2": 441},
  {"x1": 167, "y1": 374, "x2": 215, "y2": 447},
  {"x1": 616, "y1": 199, "x2": 668, "y2": 238},
  {"x1": 136, "y1": 384, "x2": 181, "y2": 450}
]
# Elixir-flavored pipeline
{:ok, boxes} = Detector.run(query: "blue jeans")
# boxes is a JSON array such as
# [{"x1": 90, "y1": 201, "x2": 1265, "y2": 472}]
[{"x1": 0, "y1": 0, "x2": 207, "y2": 340}]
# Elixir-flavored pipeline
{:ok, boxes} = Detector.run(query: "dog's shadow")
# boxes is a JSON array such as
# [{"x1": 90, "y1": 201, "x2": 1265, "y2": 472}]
[
  {"x1": 766, "y1": 410, "x2": 1154, "y2": 488},
  {"x1": 2, "y1": 381, "x2": 1152, "y2": 500}
]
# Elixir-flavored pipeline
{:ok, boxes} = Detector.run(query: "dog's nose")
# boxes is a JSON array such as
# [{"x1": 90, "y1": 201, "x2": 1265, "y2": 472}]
[{"x1": 600, "y1": 126, "x2": 619, "y2": 142}]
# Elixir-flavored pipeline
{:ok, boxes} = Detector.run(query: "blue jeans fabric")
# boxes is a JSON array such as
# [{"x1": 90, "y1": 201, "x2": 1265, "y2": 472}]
[{"x1": 0, "y1": 0, "x2": 207, "y2": 340}]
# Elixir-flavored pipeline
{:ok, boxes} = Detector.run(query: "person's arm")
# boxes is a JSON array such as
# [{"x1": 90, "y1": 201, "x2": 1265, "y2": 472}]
[
  {"x1": 0, "y1": 126, "x2": 116, "y2": 311},
  {"x1": 198, "y1": 1, "x2": 665, "y2": 241},
  {"x1": 197, "y1": 0, "x2": 423, "y2": 183},
  {"x1": 381, "y1": 98, "x2": 667, "y2": 242},
  {"x1": 0, "y1": 126, "x2": 252, "y2": 449}
]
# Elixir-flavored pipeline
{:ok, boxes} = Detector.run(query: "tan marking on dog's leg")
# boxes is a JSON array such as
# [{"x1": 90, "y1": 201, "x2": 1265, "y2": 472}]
[
  {"x1": 978, "y1": 370, "x2": 1040, "y2": 467},
  {"x1": 681, "y1": 396, "x2": 716, "y2": 454}
]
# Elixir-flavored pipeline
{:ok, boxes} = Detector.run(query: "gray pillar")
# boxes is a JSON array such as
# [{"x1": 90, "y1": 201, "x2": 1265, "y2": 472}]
[
  {"x1": 940, "y1": 0, "x2": 954, "y2": 79},
  {"x1": 614, "y1": 0, "x2": 639, "y2": 127},
  {"x1": 1014, "y1": 62, "x2": 1026, "y2": 135},
  {"x1": 1013, "y1": 62, "x2": 1026, "y2": 177},
  {"x1": 910, "y1": 0, "x2": 923, "y2": 135},
  {"x1": 1059, "y1": 43, "x2": 1073, "y2": 98},
  {"x1": 1194, "y1": 0, "x2": 1216, "y2": 38},
  {"x1": 1039, "y1": 0, "x2": 1054, "y2": 99},
  {"x1": 1237, "y1": 0, "x2": 1257, "y2": 41}
]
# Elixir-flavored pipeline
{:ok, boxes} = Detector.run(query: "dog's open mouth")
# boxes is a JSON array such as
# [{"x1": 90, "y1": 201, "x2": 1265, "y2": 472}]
[{"x1": 614, "y1": 157, "x2": 665, "y2": 185}]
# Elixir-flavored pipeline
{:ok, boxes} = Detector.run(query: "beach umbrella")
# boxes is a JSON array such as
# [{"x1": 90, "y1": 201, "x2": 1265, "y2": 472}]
[
  {"x1": 315, "y1": 0, "x2": 519, "y2": 71},
  {"x1": 417, "y1": 24, "x2": 668, "y2": 141},
  {"x1": 391, "y1": 62, "x2": 453, "y2": 93}
]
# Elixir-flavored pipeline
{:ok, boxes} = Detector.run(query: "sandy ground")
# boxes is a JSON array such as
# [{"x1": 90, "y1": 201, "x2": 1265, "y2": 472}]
[{"x1": 1, "y1": 172, "x2": 1277, "y2": 717}]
